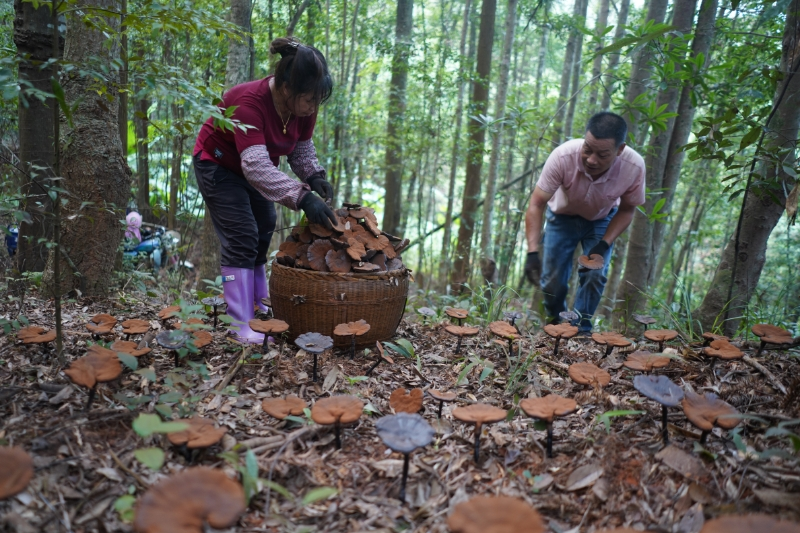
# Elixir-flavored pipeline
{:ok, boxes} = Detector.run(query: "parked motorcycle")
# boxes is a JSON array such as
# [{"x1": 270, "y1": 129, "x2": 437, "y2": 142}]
[
  {"x1": 5, "y1": 225, "x2": 18, "y2": 257},
  {"x1": 123, "y1": 212, "x2": 193, "y2": 274}
]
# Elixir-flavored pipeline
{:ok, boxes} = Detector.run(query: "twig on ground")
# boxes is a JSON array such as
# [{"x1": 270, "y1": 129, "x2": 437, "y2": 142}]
[{"x1": 742, "y1": 355, "x2": 787, "y2": 395}]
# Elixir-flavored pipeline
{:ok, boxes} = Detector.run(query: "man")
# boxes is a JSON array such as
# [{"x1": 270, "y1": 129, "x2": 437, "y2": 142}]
[{"x1": 524, "y1": 112, "x2": 645, "y2": 332}]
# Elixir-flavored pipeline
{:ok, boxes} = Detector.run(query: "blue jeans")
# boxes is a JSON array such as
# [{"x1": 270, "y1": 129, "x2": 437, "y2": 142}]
[{"x1": 540, "y1": 207, "x2": 616, "y2": 332}]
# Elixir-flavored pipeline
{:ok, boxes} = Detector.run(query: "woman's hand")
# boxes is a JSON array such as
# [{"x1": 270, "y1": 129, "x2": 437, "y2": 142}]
[
  {"x1": 299, "y1": 193, "x2": 337, "y2": 229},
  {"x1": 306, "y1": 172, "x2": 334, "y2": 199}
]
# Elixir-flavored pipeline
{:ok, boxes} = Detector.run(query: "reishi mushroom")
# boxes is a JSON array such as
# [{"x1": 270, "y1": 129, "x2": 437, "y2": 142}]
[
  {"x1": 249, "y1": 318, "x2": 290, "y2": 353},
  {"x1": 166, "y1": 417, "x2": 228, "y2": 460},
  {"x1": 333, "y1": 319, "x2": 371, "y2": 358},
  {"x1": 578, "y1": 254, "x2": 604, "y2": 270},
  {"x1": 121, "y1": 319, "x2": 150, "y2": 339},
  {"x1": 200, "y1": 296, "x2": 225, "y2": 329},
  {"x1": 519, "y1": 394, "x2": 578, "y2": 458},
  {"x1": 591, "y1": 331, "x2": 632, "y2": 358},
  {"x1": 623, "y1": 351, "x2": 670, "y2": 373},
  {"x1": 559, "y1": 310, "x2": 579, "y2": 323},
  {"x1": 133, "y1": 467, "x2": 246, "y2": 533},
  {"x1": 751, "y1": 323, "x2": 794, "y2": 357},
  {"x1": 632, "y1": 314, "x2": 657, "y2": 330},
  {"x1": 452, "y1": 403, "x2": 507, "y2": 463},
  {"x1": 503, "y1": 310, "x2": 523, "y2": 327},
  {"x1": 310, "y1": 395, "x2": 364, "y2": 449},
  {"x1": 111, "y1": 340, "x2": 152, "y2": 357},
  {"x1": 643, "y1": 328, "x2": 679, "y2": 352},
  {"x1": 701, "y1": 331, "x2": 729, "y2": 347},
  {"x1": 157, "y1": 305, "x2": 181, "y2": 321},
  {"x1": 427, "y1": 389, "x2": 457, "y2": 418},
  {"x1": 375, "y1": 413, "x2": 435, "y2": 503},
  {"x1": 447, "y1": 495, "x2": 545, "y2": 533},
  {"x1": 389, "y1": 388, "x2": 424, "y2": 414},
  {"x1": 64, "y1": 345, "x2": 123, "y2": 410},
  {"x1": 703, "y1": 339, "x2": 743, "y2": 369},
  {"x1": 86, "y1": 313, "x2": 117, "y2": 338},
  {"x1": 682, "y1": 391, "x2": 741, "y2": 444},
  {"x1": 0, "y1": 446, "x2": 34, "y2": 500},
  {"x1": 568, "y1": 362, "x2": 611, "y2": 388},
  {"x1": 295, "y1": 332, "x2": 333, "y2": 382},
  {"x1": 543, "y1": 323, "x2": 579, "y2": 356},
  {"x1": 188, "y1": 330, "x2": 213, "y2": 350},
  {"x1": 445, "y1": 307, "x2": 469, "y2": 326},
  {"x1": 366, "y1": 341, "x2": 394, "y2": 375},
  {"x1": 444, "y1": 325, "x2": 480, "y2": 355},
  {"x1": 17, "y1": 326, "x2": 56, "y2": 346},
  {"x1": 261, "y1": 395, "x2": 307, "y2": 420},
  {"x1": 156, "y1": 330, "x2": 190, "y2": 367},
  {"x1": 488, "y1": 321, "x2": 520, "y2": 358},
  {"x1": 633, "y1": 375, "x2": 684, "y2": 445}
]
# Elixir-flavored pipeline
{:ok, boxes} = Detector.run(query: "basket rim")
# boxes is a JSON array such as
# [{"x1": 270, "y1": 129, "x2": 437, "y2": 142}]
[{"x1": 270, "y1": 260, "x2": 410, "y2": 280}]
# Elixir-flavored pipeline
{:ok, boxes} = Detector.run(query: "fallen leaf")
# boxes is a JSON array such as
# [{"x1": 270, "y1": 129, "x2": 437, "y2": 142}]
[
  {"x1": 96, "y1": 467, "x2": 122, "y2": 482},
  {"x1": 565, "y1": 463, "x2": 603, "y2": 491},
  {"x1": 753, "y1": 488, "x2": 800, "y2": 509},
  {"x1": 656, "y1": 445, "x2": 707, "y2": 480}
]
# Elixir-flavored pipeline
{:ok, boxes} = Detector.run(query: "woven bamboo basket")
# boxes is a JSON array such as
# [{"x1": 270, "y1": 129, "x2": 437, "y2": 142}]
[{"x1": 269, "y1": 261, "x2": 410, "y2": 348}]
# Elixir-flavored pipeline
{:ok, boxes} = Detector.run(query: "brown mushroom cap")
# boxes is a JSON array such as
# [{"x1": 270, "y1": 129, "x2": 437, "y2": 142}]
[
  {"x1": 761, "y1": 335, "x2": 794, "y2": 345},
  {"x1": 444, "y1": 325, "x2": 480, "y2": 337},
  {"x1": 333, "y1": 319, "x2": 371, "y2": 337},
  {"x1": 346, "y1": 238, "x2": 367, "y2": 261},
  {"x1": 700, "y1": 514, "x2": 800, "y2": 533},
  {"x1": 445, "y1": 308, "x2": 469, "y2": 320},
  {"x1": 111, "y1": 340, "x2": 152, "y2": 357},
  {"x1": 703, "y1": 339, "x2": 744, "y2": 360},
  {"x1": 451, "y1": 403, "x2": 507, "y2": 429},
  {"x1": 311, "y1": 396, "x2": 364, "y2": 425},
  {"x1": 0, "y1": 446, "x2": 34, "y2": 500},
  {"x1": 261, "y1": 395, "x2": 307, "y2": 419},
  {"x1": 133, "y1": 467, "x2": 246, "y2": 533},
  {"x1": 249, "y1": 319, "x2": 290, "y2": 335},
  {"x1": 682, "y1": 391, "x2": 741, "y2": 432},
  {"x1": 189, "y1": 331, "x2": 213, "y2": 349},
  {"x1": 591, "y1": 332, "x2": 632, "y2": 348},
  {"x1": 87, "y1": 313, "x2": 117, "y2": 334},
  {"x1": 427, "y1": 389, "x2": 457, "y2": 402},
  {"x1": 325, "y1": 248, "x2": 352, "y2": 273},
  {"x1": 352, "y1": 262, "x2": 380, "y2": 273},
  {"x1": 307, "y1": 239, "x2": 333, "y2": 271},
  {"x1": 17, "y1": 326, "x2": 56, "y2": 344},
  {"x1": 64, "y1": 345, "x2": 123, "y2": 389},
  {"x1": 389, "y1": 388, "x2": 424, "y2": 414},
  {"x1": 643, "y1": 329, "x2": 679, "y2": 343},
  {"x1": 701, "y1": 332, "x2": 729, "y2": 343},
  {"x1": 519, "y1": 394, "x2": 578, "y2": 423},
  {"x1": 751, "y1": 323, "x2": 791, "y2": 339},
  {"x1": 578, "y1": 253, "x2": 605, "y2": 270},
  {"x1": 375, "y1": 341, "x2": 394, "y2": 364},
  {"x1": 166, "y1": 417, "x2": 227, "y2": 449},
  {"x1": 447, "y1": 495, "x2": 545, "y2": 533},
  {"x1": 543, "y1": 323, "x2": 579, "y2": 339},
  {"x1": 158, "y1": 305, "x2": 181, "y2": 320},
  {"x1": 122, "y1": 319, "x2": 151, "y2": 335},
  {"x1": 623, "y1": 351, "x2": 671, "y2": 371},
  {"x1": 488, "y1": 321, "x2": 519, "y2": 340},
  {"x1": 568, "y1": 362, "x2": 611, "y2": 387}
]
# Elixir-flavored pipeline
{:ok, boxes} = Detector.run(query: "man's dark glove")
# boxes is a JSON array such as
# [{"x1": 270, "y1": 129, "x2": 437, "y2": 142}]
[
  {"x1": 306, "y1": 172, "x2": 333, "y2": 200},
  {"x1": 524, "y1": 252, "x2": 541, "y2": 286},
  {"x1": 299, "y1": 192, "x2": 337, "y2": 229},
  {"x1": 587, "y1": 240, "x2": 610, "y2": 258}
]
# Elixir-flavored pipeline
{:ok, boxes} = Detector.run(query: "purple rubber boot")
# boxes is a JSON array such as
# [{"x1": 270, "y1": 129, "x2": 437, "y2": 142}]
[
  {"x1": 254, "y1": 263, "x2": 270, "y2": 313},
  {"x1": 221, "y1": 266, "x2": 265, "y2": 344}
]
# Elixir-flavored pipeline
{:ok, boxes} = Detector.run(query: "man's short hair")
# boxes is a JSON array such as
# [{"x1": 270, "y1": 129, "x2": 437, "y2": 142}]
[{"x1": 586, "y1": 112, "x2": 628, "y2": 147}]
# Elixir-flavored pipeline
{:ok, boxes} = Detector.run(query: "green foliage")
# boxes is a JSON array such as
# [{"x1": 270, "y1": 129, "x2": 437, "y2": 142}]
[
  {"x1": 134, "y1": 447, "x2": 165, "y2": 470},
  {"x1": 594, "y1": 410, "x2": 645, "y2": 432},
  {"x1": 131, "y1": 413, "x2": 188, "y2": 437}
]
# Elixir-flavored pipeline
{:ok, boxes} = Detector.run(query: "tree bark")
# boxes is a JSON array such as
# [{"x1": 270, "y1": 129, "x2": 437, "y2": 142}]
[
  {"x1": 552, "y1": 0, "x2": 584, "y2": 145},
  {"x1": 134, "y1": 46, "x2": 152, "y2": 222},
  {"x1": 118, "y1": 0, "x2": 128, "y2": 153},
  {"x1": 479, "y1": 0, "x2": 518, "y2": 285},
  {"x1": 696, "y1": 0, "x2": 800, "y2": 335},
  {"x1": 13, "y1": 0, "x2": 60, "y2": 273},
  {"x1": 564, "y1": 0, "x2": 588, "y2": 139},
  {"x1": 652, "y1": 182, "x2": 695, "y2": 289},
  {"x1": 451, "y1": 0, "x2": 496, "y2": 290},
  {"x1": 600, "y1": 0, "x2": 630, "y2": 109},
  {"x1": 587, "y1": 0, "x2": 610, "y2": 108},
  {"x1": 600, "y1": 229, "x2": 628, "y2": 320},
  {"x1": 666, "y1": 197, "x2": 704, "y2": 307},
  {"x1": 614, "y1": 0, "x2": 698, "y2": 327},
  {"x1": 45, "y1": 0, "x2": 131, "y2": 295},
  {"x1": 381, "y1": 0, "x2": 414, "y2": 236}
]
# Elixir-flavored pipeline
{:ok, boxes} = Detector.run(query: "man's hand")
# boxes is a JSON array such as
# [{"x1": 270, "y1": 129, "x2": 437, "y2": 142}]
[
  {"x1": 587, "y1": 240, "x2": 610, "y2": 258},
  {"x1": 307, "y1": 172, "x2": 334, "y2": 199},
  {"x1": 525, "y1": 252, "x2": 541, "y2": 286},
  {"x1": 299, "y1": 193, "x2": 337, "y2": 229}
]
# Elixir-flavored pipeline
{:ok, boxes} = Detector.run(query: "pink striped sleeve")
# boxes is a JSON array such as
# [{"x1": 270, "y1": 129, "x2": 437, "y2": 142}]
[
  {"x1": 240, "y1": 145, "x2": 309, "y2": 210},
  {"x1": 287, "y1": 139, "x2": 325, "y2": 182}
]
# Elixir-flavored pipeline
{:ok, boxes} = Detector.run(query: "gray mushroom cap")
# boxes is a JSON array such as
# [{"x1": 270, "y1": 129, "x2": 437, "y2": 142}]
[
  {"x1": 559, "y1": 310, "x2": 579, "y2": 322},
  {"x1": 295, "y1": 332, "x2": 334, "y2": 354},
  {"x1": 156, "y1": 330, "x2": 190, "y2": 350},
  {"x1": 633, "y1": 314, "x2": 657, "y2": 325},
  {"x1": 375, "y1": 413, "x2": 435, "y2": 454},
  {"x1": 633, "y1": 375, "x2": 684, "y2": 407},
  {"x1": 201, "y1": 296, "x2": 225, "y2": 307},
  {"x1": 417, "y1": 307, "x2": 437, "y2": 318},
  {"x1": 504, "y1": 311, "x2": 523, "y2": 320}
]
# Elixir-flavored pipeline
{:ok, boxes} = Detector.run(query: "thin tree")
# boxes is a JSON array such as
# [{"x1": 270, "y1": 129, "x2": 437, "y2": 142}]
[
  {"x1": 564, "y1": 0, "x2": 589, "y2": 139},
  {"x1": 587, "y1": 0, "x2": 610, "y2": 108},
  {"x1": 552, "y1": 0, "x2": 585, "y2": 145},
  {"x1": 600, "y1": 0, "x2": 630, "y2": 109}
]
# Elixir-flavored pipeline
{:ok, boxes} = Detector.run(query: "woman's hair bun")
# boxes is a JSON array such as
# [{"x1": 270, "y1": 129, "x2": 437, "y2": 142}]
[{"x1": 270, "y1": 37, "x2": 302, "y2": 57}]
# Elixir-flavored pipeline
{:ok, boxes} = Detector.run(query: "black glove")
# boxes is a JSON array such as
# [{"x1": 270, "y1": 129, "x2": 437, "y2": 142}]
[
  {"x1": 306, "y1": 172, "x2": 333, "y2": 200},
  {"x1": 299, "y1": 192, "x2": 337, "y2": 229},
  {"x1": 587, "y1": 240, "x2": 610, "y2": 258},
  {"x1": 524, "y1": 252, "x2": 541, "y2": 286}
]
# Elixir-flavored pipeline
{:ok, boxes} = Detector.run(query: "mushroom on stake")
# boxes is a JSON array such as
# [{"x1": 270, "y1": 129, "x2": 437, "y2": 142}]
[
  {"x1": 643, "y1": 328, "x2": 679, "y2": 352},
  {"x1": 632, "y1": 314, "x2": 657, "y2": 330},
  {"x1": 249, "y1": 318, "x2": 289, "y2": 353},
  {"x1": 489, "y1": 321, "x2": 520, "y2": 358},
  {"x1": 133, "y1": 467, "x2": 246, "y2": 533},
  {"x1": 751, "y1": 323, "x2": 794, "y2": 357},
  {"x1": 568, "y1": 362, "x2": 611, "y2": 389},
  {"x1": 200, "y1": 296, "x2": 225, "y2": 329},
  {"x1": 682, "y1": 391, "x2": 741, "y2": 444},
  {"x1": 17, "y1": 326, "x2": 56, "y2": 347},
  {"x1": 87, "y1": 313, "x2": 117, "y2": 338},
  {"x1": 295, "y1": 332, "x2": 333, "y2": 383},
  {"x1": 701, "y1": 332, "x2": 729, "y2": 347},
  {"x1": 633, "y1": 375, "x2": 684, "y2": 445},
  {"x1": 389, "y1": 388, "x2": 424, "y2": 414},
  {"x1": 157, "y1": 305, "x2": 181, "y2": 321},
  {"x1": 366, "y1": 341, "x2": 394, "y2": 375},
  {"x1": 444, "y1": 325, "x2": 479, "y2": 355},
  {"x1": 543, "y1": 323, "x2": 578, "y2": 356},
  {"x1": 0, "y1": 446, "x2": 34, "y2": 500},
  {"x1": 591, "y1": 331, "x2": 632, "y2": 358},
  {"x1": 559, "y1": 310, "x2": 579, "y2": 323},
  {"x1": 333, "y1": 319, "x2": 371, "y2": 358},
  {"x1": 65, "y1": 345, "x2": 123, "y2": 410},
  {"x1": 623, "y1": 351, "x2": 670, "y2": 373},
  {"x1": 427, "y1": 389, "x2": 457, "y2": 418},
  {"x1": 375, "y1": 413, "x2": 435, "y2": 503},
  {"x1": 121, "y1": 319, "x2": 150, "y2": 339},
  {"x1": 445, "y1": 307, "x2": 469, "y2": 326},
  {"x1": 519, "y1": 394, "x2": 578, "y2": 458},
  {"x1": 261, "y1": 395, "x2": 307, "y2": 420},
  {"x1": 156, "y1": 330, "x2": 190, "y2": 367},
  {"x1": 452, "y1": 403, "x2": 507, "y2": 463},
  {"x1": 503, "y1": 310, "x2": 523, "y2": 327},
  {"x1": 310, "y1": 395, "x2": 364, "y2": 450},
  {"x1": 111, "y1": 340, "x2": 152, "y2": 358},
  {"x1": 447, "y1": 495, "x2": 545, "y2": 533},
  {"x1": 166, "y1": 417, "x2": 227, "y2": 461},
  {"x1": 703, "y1": 339, "x2": 743, "y2": 369}
]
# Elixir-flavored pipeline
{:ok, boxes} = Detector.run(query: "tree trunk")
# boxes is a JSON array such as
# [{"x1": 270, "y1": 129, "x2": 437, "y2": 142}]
[
  {"x1": 614, "y1": 0, "x2": 698, "y2": 327},
  {"x1": 451, "y1": 0, "x2": 496, "y2": 290},
  {"x1": 118, "y1": 0, "x2": 128, "y2": 153},
  {"x1": 623, "y1": 0, "x2": 668, "y2": 144},
  {"x1": 45, "y1": 0, "x2": 131, "y2": 296},
  {"x1": 134, "y1": 48, "x2": 152, "y2": 222},
  {"x1": 440, "y1": 0, "x2": 474, "y2": 290},
  {"x1": 651, "y1": 0, "x2": 718, "y2": 254},
  {"x1": 696, "y1": 1, "x2": 800, "y2": 335},
  {"x1": 479, "y1": 0, "x2": 518, "y2": 285},
  {"x1": 587, "y1": 0, "x2": 610, "y2": 108},
  {"x1": 666, "y1": 198, "x2": 704, "y2": 306},
  {"x1": 552, "y1": 0, "x2": 584, "y2": 145},
  {"x1": 600, "y1": 0, "x2": 630, "y2": 109},
  {"x1": 287, "y1": 0, "x2": 312, "y2": 35},
  {"x1": 13, "y1": 0, "x2": 59, "y2": 274},
  {"x1": 534, "y1": 23, "x2": 549, "y2": 108},
  {"x1": 564, "y1": 0, "x2": 588, "y2": 139},
  {"x1": 652, "y1": 183, "x2": 695, "y2": 289},
  {"x1": 381, "y1": 0, "x2": 414, "y2": 236},
  {"x1": 600, "y1": 229, "x2": 628, "y2": 320},
  {"x1": 199, "y1": 0, "x2": 252, "y2": 289}
]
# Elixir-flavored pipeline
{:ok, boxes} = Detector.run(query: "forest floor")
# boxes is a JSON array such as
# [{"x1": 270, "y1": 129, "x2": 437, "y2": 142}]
[{"x1": 1, "y1": 290, "x2": 799, "y2": 533}]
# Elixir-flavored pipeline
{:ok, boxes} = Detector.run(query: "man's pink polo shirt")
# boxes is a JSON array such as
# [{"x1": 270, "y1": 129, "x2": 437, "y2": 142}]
[{"x1": 536, "y1": 138, "x2": 646, "y2": 221}]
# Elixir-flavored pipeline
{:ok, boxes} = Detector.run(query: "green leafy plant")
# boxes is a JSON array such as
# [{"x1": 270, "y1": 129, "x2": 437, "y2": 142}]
[{"x1": 594, "y1": 410, "x2": 645, "y2": 432}]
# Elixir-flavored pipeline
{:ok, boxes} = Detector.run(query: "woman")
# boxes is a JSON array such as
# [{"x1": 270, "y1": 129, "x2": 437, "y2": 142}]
[{"x1": 193, "y1": 37, "x2": 337, "y2": 343}]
